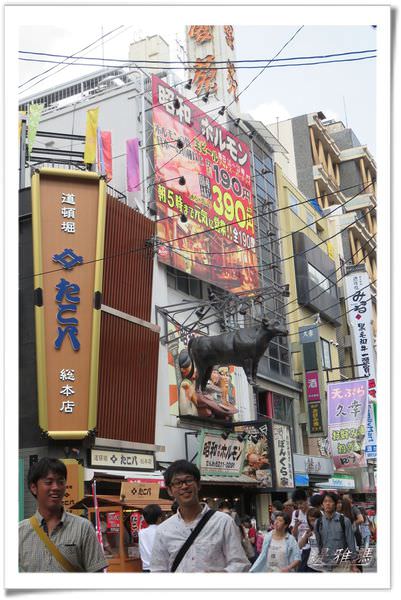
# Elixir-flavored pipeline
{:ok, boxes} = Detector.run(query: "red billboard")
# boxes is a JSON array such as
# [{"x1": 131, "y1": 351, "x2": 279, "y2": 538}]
[{"x1": 152, "y1": 76, "x2": 259, "y2": 293}]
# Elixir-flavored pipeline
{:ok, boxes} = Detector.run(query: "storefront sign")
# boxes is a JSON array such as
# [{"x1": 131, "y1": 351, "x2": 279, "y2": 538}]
[
  {"x1": 197, "y1": 430, "x2": 245, "y2": 476},
  {"x1": 294, "y1": 473, "x2": 309, "y2": 486},
  {"x1": 305, "y1": 371, "x2": 321, "y2": 402},
  {"x1": 317, "y1": 474, "x2": 356, "y2": 490},
  {"x1": 308, "y1": 402, "x2": 325, "y2": 434},
  {"x1": 272, "y1": 422, "x2": 295, "y2": 489},
  {"x1": 234, "y1": 421, "x2": 273, "y2": 487},
  {"x1": 293, "y1": 453, "x2": 333, "y2": 476},
  {"x1": 128, "y1": 477, "x2": 166, "y2": 489},
  {"x1": 299, "y1": 324, "x2": 319, "y2": 344},
  {"x1": 32, "y1": 169, "x2": 107, "y2": 439},
  {"x1": 89, "y1": 448, "x2": 155, "y2": 471},
  {"x1": 152, "y1": 75, "x2": 259, "y2": 294},
  {"x1": 106, "y1": 512, "x2": 120, "y2": 533},
  {"x1": 344, "y1": 272, "x2": 376, "y2": 384},
  {"x1": 365, "y1": 402, "x2": 377, "y2": 459},
  {"x1": 61, "y1": 459, "x2": 84, "y2": 511},
  {"x1": 120, "y1": 482, "x2": 160, "y2": 501},
  {"x1": 327, "y1": 379, "x2": 369, "y2": 469}
]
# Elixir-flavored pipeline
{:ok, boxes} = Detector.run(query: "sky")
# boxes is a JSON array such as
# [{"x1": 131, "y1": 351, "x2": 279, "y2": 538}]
[{"x1": 17, "y1": 19, "x2": 377, "y2": 154}]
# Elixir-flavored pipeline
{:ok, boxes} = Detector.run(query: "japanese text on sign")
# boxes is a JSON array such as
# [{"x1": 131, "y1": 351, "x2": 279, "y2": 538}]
[
  {"x1": 152, "y1": 75, "x2": 259, "y2": 294},
  {"x1": 272, "y1": 423, "x2": 294, "y2": 489},
  {"x1": 198, "y1": 432, "x2": 245, "y2": 475}
]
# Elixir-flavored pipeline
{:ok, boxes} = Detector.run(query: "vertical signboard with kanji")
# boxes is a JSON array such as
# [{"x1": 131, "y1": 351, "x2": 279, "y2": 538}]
[
  {"x1": 343, "y1": 272, "x2": 376, "y2": 388},
  {"x1": 32, "y1": 169, "x2": 107, "y2": 438},
  {"x1": 152, "y1": 75, "x2": 259, "y2": 294},
  {"x1": 344, "y1": 271, "x2": 376, "y2": 456},
  {"x1": 327, "y1": 379, "x2": 369, "y2": 469},
  {"x1": 271, "y1": 422, "x2": 295, "y2": 490},
  {"x1": 186, "y1": 26, "x2": 239, "y2": 107}
]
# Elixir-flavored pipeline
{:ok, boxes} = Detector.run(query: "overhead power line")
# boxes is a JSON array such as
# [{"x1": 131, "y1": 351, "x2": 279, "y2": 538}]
[
  {"x1": 20, "y1": 183, "x2": 374, "y2": 281},
  {"x1": 156, "y1": 181, "x2": 372, "y2": 258},
  {"x1": 19, "y1": 53, "x2": 376, "y2": 73},
  {"x1": 18, "y1": 26, "x2": 125, "y2": 90},
  {"x1": 167, "y1": 198, "x2": 375, "y2": 275},
  {"x1": 19, "y1": 47, "x2": 376, "y2": 65}
]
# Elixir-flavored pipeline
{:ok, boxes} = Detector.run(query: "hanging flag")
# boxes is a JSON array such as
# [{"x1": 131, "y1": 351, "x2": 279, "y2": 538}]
[
  {"x1": 84, "y1": 107, "x2": 99, "y2": 164},
  {"x1": 101, "y1": 131, "x2": 112, "y2": 182},
  {"x1": 18, "y1": 111, "x2": 27, "y2": 142},
  {"x1": 27, "y1": 104, "x2": 44, "y2": 155},
  {"x1": 126, "y1": 138, "x2": 141, "y2": 192},
  {"x1": 97, "y1": 130, "x2": 113, "y2": 182},
  {"x1": 97, "y1": 127, "x2": 105, "y2": 176}
]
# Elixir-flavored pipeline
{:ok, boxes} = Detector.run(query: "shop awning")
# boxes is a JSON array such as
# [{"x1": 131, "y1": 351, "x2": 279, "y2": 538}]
[
  {"x1": 84, "y1": 468, "x2": 165, "y2": 485},
  {"x1": 200, "y1": 474, "x2": 260, "y2": 486},
  {"x1": 70, "y1": 494, "x2": 173, "y2": 511}
]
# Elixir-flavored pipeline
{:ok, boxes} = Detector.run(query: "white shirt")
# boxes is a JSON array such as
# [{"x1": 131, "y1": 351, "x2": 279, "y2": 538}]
[
  {"x1": 150, "y1": 503, "x2": 250, "y2": 572},
  {"x1": 290, "y1": 508, "x2": 310, "y2": 549},
  {"x1": 138, "y1": 524, "x2": 158, "y2": 571},
  {"x1": 266, "y1": 537, "x2": 287, "y2": 572}
]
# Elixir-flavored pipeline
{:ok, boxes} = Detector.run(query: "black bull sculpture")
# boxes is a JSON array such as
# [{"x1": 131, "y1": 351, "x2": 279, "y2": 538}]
[{"x1": 187, "y1": 318, "x2": 288, "y2": 391}]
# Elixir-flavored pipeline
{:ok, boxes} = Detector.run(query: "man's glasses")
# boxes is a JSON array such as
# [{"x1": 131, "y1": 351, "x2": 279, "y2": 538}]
[{"x1": 170, "y1": 477, "x2": 196, "y2": 489}]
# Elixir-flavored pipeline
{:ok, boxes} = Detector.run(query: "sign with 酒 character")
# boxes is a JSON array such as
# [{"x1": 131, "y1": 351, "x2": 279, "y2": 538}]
[
  {"x1": 32, "y1": 169, "x2": 107, "y2": 439},
  {"x1": 197, "y1": 430, "x2": 245, "y2": 476},
  {"x1": 152, "y1": 75, "x2": 259, "y2": 294},
  {"x1": 305, "y1": 370, "x2": 321, "y2": 402},
  {"x1": 272, "y1": 422, "x2": 295, "y2": 489},
  {"x1": 327, "y1": 379, "x2": 369, "y2": 469},
  {"x1": 89, "y1": 448, "x2": 155, "y2": 471}
]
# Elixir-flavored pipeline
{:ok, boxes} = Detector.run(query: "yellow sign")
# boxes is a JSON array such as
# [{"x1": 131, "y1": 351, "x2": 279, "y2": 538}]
[
  {"x1": 32, "y1": 168, "x2": 107, "y2": 439},
  {"x1": 327, "y1": 240, "x2": 335, "y2": 260},
  {"x1": 61, "y1": 459, "x2": 84, "y2": 511},
  {"x1": 120, "y1": 482, "x2": 160, "y2": 502}
]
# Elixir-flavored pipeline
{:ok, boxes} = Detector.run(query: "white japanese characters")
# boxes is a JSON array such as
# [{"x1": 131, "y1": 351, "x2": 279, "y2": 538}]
[{"x1": 61, "y1": 192, "x2": 77, "y2": 234}]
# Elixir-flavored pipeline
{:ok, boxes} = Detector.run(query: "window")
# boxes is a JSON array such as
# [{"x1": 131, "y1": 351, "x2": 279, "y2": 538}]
[
  {"x1": 166, "y1": 266, "x2": 202, "y2": 298},
  {"x1": 307, "y1": 263, "x2": 331, "y2": 293},
  {"x1": 321, "y1": 338, "x2": 332, "y2": 369},
  {"x1": 288, "y1": 191, "x2": 300, "y2": 216},
  {"x1": 305, "y1": 210, "x2": 317, "y2": 233}
]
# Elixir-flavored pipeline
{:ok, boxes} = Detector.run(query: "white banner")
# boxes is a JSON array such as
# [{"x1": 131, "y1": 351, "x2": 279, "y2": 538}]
[
  {"x1": 343, "y1": 271, "x2": 376, "y2": 382},
  {"x1": 272, "y1": 422, "x2": 295, "y2": 488}
]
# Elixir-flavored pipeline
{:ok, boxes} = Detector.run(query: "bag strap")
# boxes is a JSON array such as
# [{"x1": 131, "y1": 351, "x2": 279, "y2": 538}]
[
  {"x1": 171, "y1": 509, "x2": 216, "y2": 572},
  {"x1": 339, "y1": 514, "x2": 346, "y2": 543},
  {"x1": 316, "y1": 516, "x2": 323, "y2": 551},
  {"x1": 29, "y1": 516, "x2": 81, "y2": 572}
]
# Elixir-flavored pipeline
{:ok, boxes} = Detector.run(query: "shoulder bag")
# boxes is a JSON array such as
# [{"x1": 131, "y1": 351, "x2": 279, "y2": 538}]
[
  {"x1": 170, "y1": 509, "x2": 216, "y2": 572},
  {"x1": 29, "y1": 516, "x2": 82, "y2": 572}
]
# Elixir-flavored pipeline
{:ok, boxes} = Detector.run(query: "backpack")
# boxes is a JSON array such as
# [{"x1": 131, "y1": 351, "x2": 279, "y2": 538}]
[{"x1": 316, "y1": 514, "x2": 346, "y2": 551}]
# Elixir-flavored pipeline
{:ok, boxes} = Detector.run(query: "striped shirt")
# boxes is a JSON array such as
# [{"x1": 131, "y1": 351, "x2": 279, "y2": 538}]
[{"x1": 19, "y1": 509, "x2": 109, "y2": 572}]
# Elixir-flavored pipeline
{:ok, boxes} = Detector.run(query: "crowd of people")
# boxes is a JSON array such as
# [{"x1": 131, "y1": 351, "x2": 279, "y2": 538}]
[{"x1": 19, "y1": 457, "x2": 376, "y2": 573}]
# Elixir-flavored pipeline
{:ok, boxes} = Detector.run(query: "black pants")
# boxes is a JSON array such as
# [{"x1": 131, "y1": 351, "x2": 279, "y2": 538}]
[{"x1": 298, "y1": 548, "x2": 311, "y2": 572}]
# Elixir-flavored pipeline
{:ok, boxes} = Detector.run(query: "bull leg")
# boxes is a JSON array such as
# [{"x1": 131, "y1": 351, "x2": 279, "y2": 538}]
[
  {"x1": 201, "y1": 366, "x2": 213, "y2": 391},
  {"x1": 243, "y1": 359, "x2": 255, "y2": 385},
  {"x1": 195, "y1": 369, "x2": 204, "y2": 392},
  {"x1": 252, "y1": 362, "x2": 258, "y2": 384}
]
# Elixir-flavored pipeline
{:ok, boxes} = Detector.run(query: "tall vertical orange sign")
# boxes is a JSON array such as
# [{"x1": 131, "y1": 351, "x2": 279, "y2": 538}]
[{"x1": 32, "y1": 168, "x2": 107, "y2": 439}]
